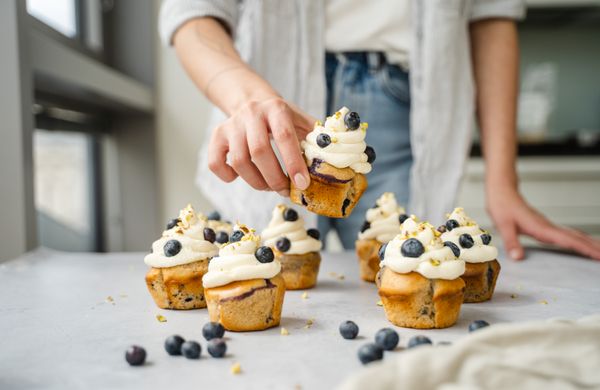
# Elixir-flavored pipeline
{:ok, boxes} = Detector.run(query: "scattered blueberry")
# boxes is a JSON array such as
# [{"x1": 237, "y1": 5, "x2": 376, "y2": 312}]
[
  {"x1": 401, "y1": 238, "x2": 425, "y2": 258},
  {"x1": 215, "y1": 231, "x2": 229, "y2": 244},
  {"x1": 360, "y1": 221, "x2": 371, "y2": 233},
  {"x1": 481, "y1": 233, "x2": 492, "y2": 245},
  {"x1": 164, "y1": 335, "x2": 185, "y2": 356},
  {"x1": 444, "y1": 241, "x2": 461, "y2": 257},
  {"x1": 203, "y1": 322, "x2": 225, "y2": 340},
  {"x1": 307, "y1": 228, "x2": 320, "y2": 240},
  {"x1": 357, "y1": 343, "x2": 383, "y2": 365},
  {"x1": 344, "y1": 111, "x2": 361, "y2": 130},
  {"x1": 399, "y1": 214, "x2": 409, "y2": 224},
  {"x1": 166, "y1": 218, "x2": 179, "y2": 230},
  {"x1": 364, "y1": 146, "x2": 376, "y2": 164},
  {"x1": 164, "y1": 239, "x2": 182, "y2": 257},
  {"x1": 468, "y1": 320, "x2": 490, "y2": 332},
  {"x1": 255, "y1": 246, "x2": 275, "y2": 263},
  {"x1": 445, "y1": 219, "x2": 460, "y2": 231},
  {"x1": 339, "y1": 320, "x2": 359, "y2": 339},
  {"x1": 207, "y1": 211, "x2": 221, "y2": 221},
  {"x1": 378, "y1": 243, "x2": 388, "y2": 261},
  {"x1": 283, "y1": 208, "x2": 299, "y2": 222},
  {"x1": 316, "y1": 133, "x2": 332, "y2": 148},
  {"x1": 230, "y1": 230, "x2": 244, "y2": 243},
  {"x1": 203, "y1": 227, "x2": 216, "y2": 243},
  {"x1": 407, "y1": 335, "x2": 432, "y2": 349},
  {"x1": 459, "y1": 234, "x2": 474, "y2": 249},
  {"x1": 276, "y1": 237, "x2": 291, "y2": 252},
  {"x1": 374, "y1": 328, "x2": 399, "y2": 351},
  {"x1": 207, "y1": 338, "x2": 227, "y2": 358},
  {"x1": 181, "y1": 341, "x2": 201, "y2": 359},
  {"x1": 125, "y1": 345, "x2": 146, "y2": 366}
]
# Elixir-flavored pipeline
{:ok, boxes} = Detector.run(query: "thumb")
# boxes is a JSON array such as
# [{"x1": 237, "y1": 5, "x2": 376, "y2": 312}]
[{"x1": 497, "y1": 221, "x2": 524, "y2": 261}]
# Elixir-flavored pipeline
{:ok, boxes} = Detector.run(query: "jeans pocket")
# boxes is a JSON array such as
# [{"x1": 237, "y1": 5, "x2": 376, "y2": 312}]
[{"x1": 376, "y1": 64, "x2": 410, "y2": 104}]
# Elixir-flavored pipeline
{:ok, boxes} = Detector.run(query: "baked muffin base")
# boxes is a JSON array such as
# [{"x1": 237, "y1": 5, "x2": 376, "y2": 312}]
[
  {"x1": 204, "y1": 274, "x2": 286, "y2": 332},
  {"x1": 278, "y1": 252, "x2": 321, "y2": 290},
  {"x1": 462, "y1": 259, "x2": 501, "y2": 303},
  {"x1": 377, "y1": 267, "x2": 465, "y2": 329},
  {"x1": 145, "y1": 259, "x2": 209, "y2": 310},
  {"x1": 355, "y1": 238, "x2": 382, "y2": 283}
]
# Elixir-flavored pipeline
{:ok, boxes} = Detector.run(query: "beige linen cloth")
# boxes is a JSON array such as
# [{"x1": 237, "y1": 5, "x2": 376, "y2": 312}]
[{"x1": 340, "y1": 316, "x2": 600, "y2": 390}]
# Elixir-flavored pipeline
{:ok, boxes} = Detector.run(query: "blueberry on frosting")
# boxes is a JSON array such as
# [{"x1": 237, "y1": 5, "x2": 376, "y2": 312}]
[
  {"x1": 364, "y1": 146, "x2": 376, "y2": 164},
  {"x1": 444, "y1": 241, "x2": 461, "y2": 257},
  {"x1": 481, "y1": 233, "x2": 492, "y2": 245},
  {"x1": 276, "y1": 237, "x2": 291, "y2": 253},
  {"x1": 459, "y1": 234, "x2": 474, "y2": 249},
  {"x1": 207, "y1": 211, "x2": 221, "y2": 221},
  {"x1": 203, "y1": 227, "x2": 216, "y2": 243},
  {"x1": 344, "y1": 111, "x2": 361, "y2": 130},
  {"x1": 445, "y1": 219, "x2": 460, "y2": 231},
  {"x1": 316, "y1": 133, "x2": 331, "y2": 148},
  {"x1": 255, "y1": 246, "x2": 275, "y2": 263},
  {"x1": 306, "y1": 228, "x2": 320, "y2": 240},
  {"x1": 230, "y1": 230, "x2": 244, "y2": 243},
  {"x1": 215, "y1": 231, "x2": 229, "y2": 244},
  {"x1": 166, "y1": 218, "x2": 179, "y2": 230},
  {"x1": 400, "y1": 238, "x2": 425, "y2": 258},
  {"x1": 282, "y1": 207, "x2": 298, "y2": 222},
  {"x1": 164, "y1": 239, "x2": 182, "y2": 257},
  {"x1": 360, "y1": 221, "x2": 371, "y2": 233},
  {"x1": 399, "y1": 214, "x2": 409, "y2": 224}
]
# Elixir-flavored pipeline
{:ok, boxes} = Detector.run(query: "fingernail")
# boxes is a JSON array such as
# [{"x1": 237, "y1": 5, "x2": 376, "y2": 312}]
[
  {"x1": 277, "y1": 189, "x2": 290, "y2": 197},
  {"x1": 509, "y1": 249, "x2": 522, "y2": 260},
  {"x1": 294, "y1": 173, "x2": 309, "y2": 190}
]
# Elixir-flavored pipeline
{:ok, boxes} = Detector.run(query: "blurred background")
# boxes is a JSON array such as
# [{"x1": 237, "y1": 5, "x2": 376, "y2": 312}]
[{"x1": 1, "y1": 0, "x2": 599, "y2": 262}]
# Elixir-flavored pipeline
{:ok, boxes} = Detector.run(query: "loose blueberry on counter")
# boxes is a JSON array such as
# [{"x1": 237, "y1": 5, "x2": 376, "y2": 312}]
[
  {"x1": 364, "y1": 146, "x2": 376, "y2": 164},
  {"x1": 203, "y1": 227, "x2": 216, "y2": 243},
  {"x1": 445, "y1": 219, "x2": 460, "y2": 231},
  {"x1": 203, "y1": 322, "x2": 226, "y2": 340},
  {"x1": 283, "y1": 207, "x2": 299, "y2": 221},
  {"x1": 360, "y1": 221, "x2": 371, "y2": 233},
  {"x1": 407, "y1": 335, "x2": 432, "y2": 349},
  {"x1": 276, "y1": 237, "x2": 291, "y2": 253},
  {"x1": 166, "y1": 218, "x2": 179, "y2": 230},
  {"x1": 307, "y1": 228, "x2": 320, "y2": 240},
  {"x1": 125, "y1": 345, "x2": 146, "y2": 366},
  {"x1": 339, "y1": 320, "x2": 359, "y2": 339},
  {"x1": 164, "y1": 335, "x2": 185, "y2": 356},
  {"x1": 468, "y1": 320, "x2": 490, "y2": 332},
  {"x1": 358, "y1": 343, "x2": 384, "y2": 365},
  {"x1": 215, "y1": 231, "x2": 229, "y2": 244},
  {"x1": 345, "y1": 111, "x2": 361, "y2": 130},
  {"x1": 255, "y1": 246, "x2": 275, "y2": 263},
  {"x1": 399, "y1": 214, "x2": 409, "y2": 224},
  {"x1": 207, "y1": 211, "x2": 221, "y2": 221},
  {"x1": 481, "y1": 233, "x2": 492, "y2": 245},
  {"x1": 378, "y1": 243, "x2": 388, "y2": 261},
  {"x1": 459, "y1": 234, "x2": 474, "y2": 249},
  {"x1": 181, "y1": 341, "x2": 201, "y2": 359},
  {"x1": 444, "y1": 241, "x2": 461, "y2": 257},
  {"x1": 374, "y1": 328, "x2": 399, "y2": 351},
  {"x1": 207, "y1": 338, "x2": 227, "y2": 358},
  {"x1": 164, "y1": 239, "x2": 182, "y2": 257},
  {"x1": 401, "y1": 238, "x2": 425, "y2": 258},
  {"x1": 230, "y1": 230, "x2": 244, "y2": 243},
  {"x1": 316, "y1": 133, "x2": 332, "y2": 148}
]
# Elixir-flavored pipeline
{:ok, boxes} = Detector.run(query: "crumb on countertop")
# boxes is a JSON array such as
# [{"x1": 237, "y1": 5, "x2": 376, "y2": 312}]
[
  {"x1": 156, "y1": 314, "x2": 167, "y2": 322},
  {"x1": 301, "y1": 292, "x2": 308, "y2": 299},
  {"x1": 280, "y1": 327, "x2": 289, "y2": 336},
  {"x1": 231, "y1": 362, "x2": 242, "y2": 375}
]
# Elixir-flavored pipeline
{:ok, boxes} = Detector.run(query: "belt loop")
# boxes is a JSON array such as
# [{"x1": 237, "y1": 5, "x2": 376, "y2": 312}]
[
  {"x1": 336, "y1": 53, "x2": 347, "y2": 66},
  {"x1": 367, "y1": 52, "x2": 383, "y2": 73}
]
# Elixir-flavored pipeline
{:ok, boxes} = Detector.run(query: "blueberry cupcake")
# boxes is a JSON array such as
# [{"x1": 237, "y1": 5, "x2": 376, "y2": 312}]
[
  {"x1": 355, "y1": 192, "x2": 407, "y2": 282},
  {"x1": 440, "y1": 207, "x2": 500, "y2": 303},
  {"x1": 205, "y1": 210, "x2": 233, "y2": 247},
  {"x1": 144, "y1": 204, "x2": 219, "y2": 310},
  {"x1": 377, "y1": 219, "x2": 466, "y2": 329},
  {"x1": 261, "y1": 205, "x2": 322, "y2": 290},
  {"x1": 202, "y1": 224, "x2": 285, "y2": 331},
  {"x1": 290, "y1": 107, "x2": 374, "y2": 218}
]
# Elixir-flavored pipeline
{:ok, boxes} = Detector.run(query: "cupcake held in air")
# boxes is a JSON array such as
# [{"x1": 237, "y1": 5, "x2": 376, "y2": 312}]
[
  {"x1": 262, "y1": 205, "x2": 322, "y2": 290},
  {"x1": 441, "y1": 207, "x2": 500, "y2": 303},
  {"x1": 377, "y1": 218, "x2": 466, "y2": 329},
  {"x1": 144, "y1": 204, "x2": 220, "y2": 310},
  {"x1": 202, "y1": 224, "x2": 286, "y2": 332},
  {"x1": 290, "y1": 107, "x2": 374, "y2": 218},
  {"x1": 355, "y1": 192, "x2": 407, "y2": 283}
]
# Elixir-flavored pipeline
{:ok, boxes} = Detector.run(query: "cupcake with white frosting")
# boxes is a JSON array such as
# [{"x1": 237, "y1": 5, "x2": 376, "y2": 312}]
[
  {"x1": 377, "y1": 218, "x2": 466, "y2": 329},
  {"x1": 261, "y1": 205, "x2": 323, "y2": 290},
  {"x1": 202, "y1": 224, "x2": 286, "y2": 332},
  {"x1": 355, "y1": 192, "x2": 407, "y2": 282},
  {"x1": 290, "y1": 107, "x2": 374, "y2": 218},
  {"x1": 440, "y1": 207, "x2": 501, "y2": 303},
  {"x1": 144, "y1": 204, "x2": 219, "y2": 310}
]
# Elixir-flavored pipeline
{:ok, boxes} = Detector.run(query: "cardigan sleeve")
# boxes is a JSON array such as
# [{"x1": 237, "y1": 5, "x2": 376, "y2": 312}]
[{"x1": 470, "y1": 0, "x2": 526, "y2": 22}]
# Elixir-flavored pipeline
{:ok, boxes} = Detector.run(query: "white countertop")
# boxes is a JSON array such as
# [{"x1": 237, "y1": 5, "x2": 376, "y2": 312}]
[{"x1": 0, "y1": 248, "x2": 598, "y2": 390}]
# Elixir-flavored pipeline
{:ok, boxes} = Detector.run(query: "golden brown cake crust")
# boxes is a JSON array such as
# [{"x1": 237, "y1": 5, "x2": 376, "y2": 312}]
[
  {"x1": 461, "y1": 259, "x2": 501, "y2": 303},
  {"x1": 377, "y1": 267, "x2": 465, "y2": 329},
  {"x1": 278, "y1": 252, "x2": 321, "y2": 290},
  {"x1": 145, "y1": 259, "x2": 209, "y2": 310},
  {"x1": 204, "y1": 274, "x2": 286, "y2": 332},
  {"x1": 355, "y1": 239, "x2": 382, "y2": 283}
]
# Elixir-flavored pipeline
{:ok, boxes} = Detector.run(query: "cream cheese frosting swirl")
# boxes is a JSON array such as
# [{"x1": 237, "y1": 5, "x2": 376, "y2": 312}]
[
  {"x1": 441, "y1": 207, "x2": 498, "y2": 263},
  {"x1": 202, "y1": 225, "x2": 281, "y2": 288},
  {"x1": 301, "y1": 106, "x2": 372, "y2": 174},
  {"x1": 381, "y1": 218, "x2": 465, "y2": 280},
  {"x1": 358, "y1": 192, "x2": 406, "y2": 243},
  {"x1": 144, "y1": 204, "x2": 219, "y2": 268},
  {"x1": 262, "y1": 205, "x2": 322, "y2": 255}
]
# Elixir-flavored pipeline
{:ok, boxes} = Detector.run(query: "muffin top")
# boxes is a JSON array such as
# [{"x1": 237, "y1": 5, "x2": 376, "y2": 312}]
[
  {"x1": 440, "y1": 207, "x2": 498, "y2": 263},
  {"x1": 261, "y1": 205, "x2": 322, "y2": 255},
  {"x1": 301, "y1": 107, "x2": 373, "y2": 174},
  {"x1": 358, "y1": 192, "x2": 407, "y2": 243},
  {"x1": 381, "y1": 218, "x2": 465, "y2": 280}
]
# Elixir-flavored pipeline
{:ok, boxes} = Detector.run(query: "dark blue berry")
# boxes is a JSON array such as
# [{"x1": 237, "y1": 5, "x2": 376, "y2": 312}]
[
  {"x1": 364, "y1": 146, "x2": 376, "y2": 164},
  {"x1": 164, "y1": 239, "x2": 182, "y2": 257},
  {"x1": 401, "y1": 238, "x2": 425, "y2": 258},
  {"x1": 344, "y1": 111, "x2": 361, "y2": 130},
  {"x1": 203, "y1": 227, "x2": 216, "y2": 243},
  {"x1": 468, "y1": 320, "x2": 490, "y2": 332},
  {"x1": 399, "y1": 214, "x2": 409, "y2": 224},
  {"x1": 230, "y1": 230, "x2": 244, "y2": 242},
  {"x1": 444, "y1": 241, "x2": 461, "y2": 257},
  {"x1": 215, "y1": 231, "x2": 229, "y2": 244},
  {"x1": 207, "y1": 211, "x2": 221, "y2": 221},
  {"x1": 307, "y1": 228, "x2": 320, "y2": 240},
  {"x1": 125, "y1": 345, "x2": 146, "y2": 366},
  {"x1": 283, "y1": 207, "x2": 299, "y2": 221},
  {"x1": 181, "y1": 341, "x2": 201, "y2": 359},
  {"x1": 207, "y1": 338, "x2": 227, "y2": 358},
  {"x1": 164, "y1": 335, "x2": 185, "y2": 356},
  {"x1": 357, "y1": 343, "x2": 383, "y2": 365},
  {"x1": 374, "y1": 328, "x2": 399, "y2": 351},
  {"x1": 339, "y1": 320, "x2": 359, "y2": 339},
  {"x1": 316, "y1": 133, "x2": 331, "y2": 148},
  {"x1": 276, "y1": 237, "x2": 291, "y2": 252},
  {"x1": 481, "y1": 233, "x2": 492, "y2": 245},
  {"x1": 203, "y1": 322, "x2": 225, "y2": 340},
  {"x1": 360, "y1": 221, "x2": 371, "y2": 233},
  {"x1": 166, "y1": 218, "x2": 179, "y2": 230},
  {"x1": 445, "y1": 219, "x2": 460, "y2": 231},
  {"x1": 459, "y1": 234, "x2": 474, "y2": 249},
  {"x1": 407, "y1": 335, "x2": 432, "y2": 349},
  {"x1": 255, "y1": 246, "x2": 275, "y2": 263},
  {"x1": 378, "y1": 243, "x2": 388, "y2": 260}
]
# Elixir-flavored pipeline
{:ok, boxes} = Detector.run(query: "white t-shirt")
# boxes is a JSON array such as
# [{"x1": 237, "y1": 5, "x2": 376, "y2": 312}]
[{"x1": 325, "y1": 0, "x2": 411, "y2": 68}]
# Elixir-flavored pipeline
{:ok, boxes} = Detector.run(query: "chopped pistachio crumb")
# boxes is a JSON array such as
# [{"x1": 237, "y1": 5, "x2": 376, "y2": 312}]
[
  {"x1": 430, "y1": 259, "x2": 441, "y2": 266},
  {"x1": 156, "y1": 314, "x2": 167, "y2": 322},
  {"x1": 301, "y1": 292, "x2": 308, "y2": 299},
  {"x1": 376, "y1": 300, "x2": 383, "y2": 306},
  {"x1": 105, "y1": 296, "x2": 114, "y2": 303},
  {"x1": 230, "y1": 362, "x2": 242, "y2": 375},
  {"x1": 280, "y1": 327, "x2": 289, "y2": 336},
  {"x1": 539, "y1": 300, "x2": 549, "y2": 305},
  {"x1": 510, "y1": 294, "x2": 518, "y2": 299},
  {"x1": 304, "y1": 318, "x2": 315, "y2": 329}
]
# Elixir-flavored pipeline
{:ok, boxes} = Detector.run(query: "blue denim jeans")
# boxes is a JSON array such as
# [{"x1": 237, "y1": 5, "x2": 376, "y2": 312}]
[{"x1": 319, "y1": 52, "x2": 412, "y2": 249}]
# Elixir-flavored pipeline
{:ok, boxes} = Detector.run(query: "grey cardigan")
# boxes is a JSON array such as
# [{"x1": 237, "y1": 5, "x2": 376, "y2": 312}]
[{"x1": 159, "y1": 0, "x2": 525, "y2": 228}]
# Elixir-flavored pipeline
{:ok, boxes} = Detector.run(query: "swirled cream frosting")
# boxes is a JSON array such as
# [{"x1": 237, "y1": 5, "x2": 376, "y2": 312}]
[
  {"x1": 262, "y1": 205, "x2": 322, "y2": 255},
  {"x1": 441, "y1": 207, "x2": 498, "y2": 263},
  {"x1": 358, "y1": 192, "x2": 406, "y2": 243}
]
